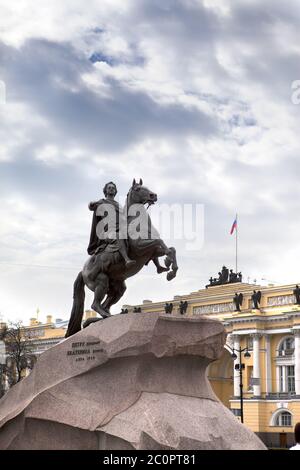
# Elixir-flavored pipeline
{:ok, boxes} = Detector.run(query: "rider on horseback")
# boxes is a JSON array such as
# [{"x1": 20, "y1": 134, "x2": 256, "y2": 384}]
[
  {"x1": 65, "y1": 179, "x2": 178, "y2": 337},
  {"x1": 87, "y1": 181, "x2": 136, "y2": 281},
  {"x1": 87, "y1": 181, "x2": 169, "y2": 281}
]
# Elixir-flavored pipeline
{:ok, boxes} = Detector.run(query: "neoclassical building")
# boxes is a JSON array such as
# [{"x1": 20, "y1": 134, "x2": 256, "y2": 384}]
[
  {"x1": 0, "y1": 311, "x2": 95, "y2": 392},
  {"x1": 1, "y1": 282, "x2": 300, "y2": 447},
  {"x1": 125, "y1": 280, "x2": 300, "y2": 448}
]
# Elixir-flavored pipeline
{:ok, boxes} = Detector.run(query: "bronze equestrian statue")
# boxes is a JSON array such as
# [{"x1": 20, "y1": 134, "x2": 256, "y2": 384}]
[{"x1": 66, "y1": 179, "x2": 178, "y2": 337}]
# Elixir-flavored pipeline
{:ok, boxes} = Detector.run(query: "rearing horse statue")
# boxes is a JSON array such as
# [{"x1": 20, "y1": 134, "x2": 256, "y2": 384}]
[{"x1": 65, "y1": 179, "x2": 178, "y2": 337}]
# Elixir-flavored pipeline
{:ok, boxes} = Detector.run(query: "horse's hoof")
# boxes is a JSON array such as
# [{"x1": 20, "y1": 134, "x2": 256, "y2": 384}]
[
  {"x1": 91, "y1": 302, "x2": 111, "y2": 319},
  {"x1": 82, "y1": 317, "x2": 102, "y2": 328},
  {"x1": 167, "y1": 270, "x2": 177, "y2": 281},
  {"x1": 99, "y1": 308, "x2": 111, "y2": 319}
]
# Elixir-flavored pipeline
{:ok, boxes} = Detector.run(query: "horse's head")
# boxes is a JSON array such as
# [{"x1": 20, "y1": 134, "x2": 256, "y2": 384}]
[{"x1": 127, "y1": 178, "x2": 157, "y2": 207}]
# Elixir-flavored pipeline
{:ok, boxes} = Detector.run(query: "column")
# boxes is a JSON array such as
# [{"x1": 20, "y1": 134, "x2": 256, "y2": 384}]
[
  {"x1": 283, "y1": 366, "x2": 288, "y2": 392},
  {"x1": 276, "y1": 366, "x2": 280, "y2": 393},
  {"x1": 253, "y1": 333, "x2": 261, "y2": 397},
  {"x1": 232, "y1": 335, "x2": 240, "y2": 397},
  {"x1": 4, "y1": 372, "x2": 9, "y2": 391},
  {"x1": 265, "y1": 334, "x2": 272, "y2": 395},
  {"x1": 294, "y1": 330, "x2": 300, "y2": 396}
]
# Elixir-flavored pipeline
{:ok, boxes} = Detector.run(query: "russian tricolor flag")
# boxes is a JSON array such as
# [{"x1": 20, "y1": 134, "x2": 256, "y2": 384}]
[{"x1": 230, "y1": 217, "x2": 237, "y2": 235}]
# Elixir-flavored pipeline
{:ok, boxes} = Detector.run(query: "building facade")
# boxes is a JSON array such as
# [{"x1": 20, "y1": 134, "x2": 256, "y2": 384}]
[
  {"x1": 126, "y1": 281, "x2": 300, "y2": 448},
  {"x1": 0, "y1": 311, "x2": 95, "y2": 393}
]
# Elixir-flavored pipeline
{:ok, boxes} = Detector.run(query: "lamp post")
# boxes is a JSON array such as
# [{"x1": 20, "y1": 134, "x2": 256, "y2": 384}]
[
  {"x1": 0, "y1": 341, "x2": 6, "y2": 398},
  {"x1": 227, "y1": 345, "x2": 251, "y2": 424}
]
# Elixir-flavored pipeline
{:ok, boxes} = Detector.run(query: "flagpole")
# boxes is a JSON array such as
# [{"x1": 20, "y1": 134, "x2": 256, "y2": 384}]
[{"x1": 235, "y1": 213, "x2": 238, "y2": 274}]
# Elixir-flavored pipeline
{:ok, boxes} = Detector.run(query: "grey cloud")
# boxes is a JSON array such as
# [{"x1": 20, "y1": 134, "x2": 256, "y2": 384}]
[
  {"x1": 1, "y1": 0, "x2": 300, "y2": 321},
  {"x1": 1, "y1": 39, "x2": 217, "y2": 156},
  {"x1": 131, "y1": 0, "x2": 300, "y2": 103},
  {"x1": 0, "y1": 158, "x2": 91, "y2": 207}
]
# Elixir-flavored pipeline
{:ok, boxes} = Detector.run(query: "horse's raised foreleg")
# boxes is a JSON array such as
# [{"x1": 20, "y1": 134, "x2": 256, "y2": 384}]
[
  {"x1": 91, "y1": 272, "x2": 110, "y2": 318},
  {"x1": 152, "y1": 256, "x2": 169, "y2": 273},
  {"x1": 166, "y1": 247, "x2": 178, "y2": 281},
  {"x1": 149, "y1": 240, "x2": 178, "y2": 280}
]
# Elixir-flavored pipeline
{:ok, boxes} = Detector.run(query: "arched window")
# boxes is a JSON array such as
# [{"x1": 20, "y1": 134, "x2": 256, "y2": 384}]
[
  {"x1": 270, "y1": 409, "x2": 293, "y2": 427},
  {"x1": 275, "y1": 411, "x2": 292, "y2": 427},
  {"x1": 278, "y1": 337, "x2": 294, "y2": 357}
]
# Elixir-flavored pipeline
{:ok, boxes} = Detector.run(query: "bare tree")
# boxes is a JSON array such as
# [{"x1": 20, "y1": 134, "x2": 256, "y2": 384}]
[{"x1": 1, "y1": 321, "x2": 35, "y2": 386}]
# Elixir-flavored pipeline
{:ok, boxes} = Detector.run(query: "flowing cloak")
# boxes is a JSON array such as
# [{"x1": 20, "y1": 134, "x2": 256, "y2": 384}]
[{"x1": 87, "y1": 198, "x2": 123, "y2": 255}]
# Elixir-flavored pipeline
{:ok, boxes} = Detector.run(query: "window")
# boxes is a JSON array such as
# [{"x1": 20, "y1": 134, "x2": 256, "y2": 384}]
[
  {"x1": 247, "y1": 366, "x2": 253, "y2": 391},
  {"x1": 278, "y1": 337, "x2": 294, "y2": 356},
  {"x1": 247, "y1": 337, "x2": 253, "y2": 351},
  {"x1": 279, "y1": 366, "x2": 284, "y2": 392},
  {"x1": 278, "y1": 365, "x2": 295, "y2": 393},
  {"x1": 271, "y1": 410, "x2": 293, "y2": 427},
  {"x1": 287, "y1": 366, "x2": 295, "y2": 393},
  {"x1": 275, "y1": 411, "x2": 292, "y2": 427}
]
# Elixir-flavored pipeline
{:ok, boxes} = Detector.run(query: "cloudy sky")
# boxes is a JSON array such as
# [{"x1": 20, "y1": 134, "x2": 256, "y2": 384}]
[{"x1": 0, "y1": 0, "x2": 300, "y2": 324}]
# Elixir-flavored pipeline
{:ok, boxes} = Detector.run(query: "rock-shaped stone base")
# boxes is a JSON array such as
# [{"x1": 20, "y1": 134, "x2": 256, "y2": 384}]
[{"x1": 0, "y1": 313, "x2": 266, "y2": 449}]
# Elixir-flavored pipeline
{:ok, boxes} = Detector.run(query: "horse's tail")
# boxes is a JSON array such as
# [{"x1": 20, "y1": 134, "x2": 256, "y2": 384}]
[{"x1": 65, "y1": 271, "x2": 85, "y2": 338}]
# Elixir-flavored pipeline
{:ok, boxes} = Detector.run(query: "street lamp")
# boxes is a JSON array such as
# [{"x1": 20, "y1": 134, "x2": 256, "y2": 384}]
[
  {"x1": 227, "y1": 345, "x2": 251, "y2": 424},
  {"x1": 0, "y1": 341, "x2": 6, "y2": 398}
]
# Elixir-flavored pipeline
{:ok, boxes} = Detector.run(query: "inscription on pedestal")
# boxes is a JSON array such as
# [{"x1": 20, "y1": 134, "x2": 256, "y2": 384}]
[{"x1": 66, "y1": 340, "x2": 104, "y2": 362}]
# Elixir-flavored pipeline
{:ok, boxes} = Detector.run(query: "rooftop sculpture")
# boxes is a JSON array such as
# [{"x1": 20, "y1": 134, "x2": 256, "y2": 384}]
[{"x1": 207, "y1": 266, "x2": 242, "y2": 288}]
